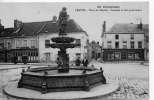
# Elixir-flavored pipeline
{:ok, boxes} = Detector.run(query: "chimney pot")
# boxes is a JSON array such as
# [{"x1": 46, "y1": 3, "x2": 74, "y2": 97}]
[
  {"x1": 137, "y1": 21, "x2": 143, "y2": 30},
  {"x1": 103, "y1": 21, "x2": 106, "y2": 32}
]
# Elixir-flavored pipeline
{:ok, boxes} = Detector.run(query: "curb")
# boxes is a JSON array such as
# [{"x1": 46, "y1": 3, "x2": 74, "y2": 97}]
[
  {"x1": 0, "y1": 64, "x2": 57, "y2": 70},
  {"x1": 3, "y1": 82, "x2": 119, "y2": 100}
]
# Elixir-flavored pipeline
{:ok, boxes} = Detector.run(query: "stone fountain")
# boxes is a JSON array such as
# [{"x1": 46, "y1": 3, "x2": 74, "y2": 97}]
[
  {"x1": 3, "y1": 7, "x2": 119, "y2": 100},
  {"x1": 17, "y1": 7, "x2": 106, "y2": 93}
]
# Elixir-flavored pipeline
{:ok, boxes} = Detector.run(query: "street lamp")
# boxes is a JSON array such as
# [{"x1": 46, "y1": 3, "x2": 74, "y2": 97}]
[{"x1": 101, "y1": 47, "x2": 104, "y2": 62}]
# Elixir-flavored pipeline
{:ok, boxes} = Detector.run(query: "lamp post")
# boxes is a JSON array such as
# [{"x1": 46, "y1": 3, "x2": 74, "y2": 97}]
[{"x1": 101, "y1": 47, "x2": 104, "y2": 62}]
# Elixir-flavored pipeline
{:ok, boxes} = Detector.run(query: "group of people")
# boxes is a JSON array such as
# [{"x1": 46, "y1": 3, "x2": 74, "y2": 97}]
[
  {"x1": 56, "y1": 56, "x2": 89, "y2": 67},
  {"x1": 75, "y1": 57, "x2": 89, "y2": 67}
]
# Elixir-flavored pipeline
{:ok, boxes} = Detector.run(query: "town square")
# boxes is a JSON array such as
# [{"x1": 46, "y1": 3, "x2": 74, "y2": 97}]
[{"x1": 0, "y1": 61, "x2": 149, "y2": 100}]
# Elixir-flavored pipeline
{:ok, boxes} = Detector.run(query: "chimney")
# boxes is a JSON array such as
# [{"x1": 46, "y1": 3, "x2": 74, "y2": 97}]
[
  {"x1": 137, "y1": 18, "x2": 142, "y2": 30},
  {"x1": 14, "y1": 19, "x2": 22, "y2": 29},
  {"x1": 138, "y1": 21, "x2": 143, "y2": 30},
  {"x1": 103, "y1": 21, "x2": 106, "y2": 32},
  {"x1": 0, "y1": 19, "x2": 4, "y2": 32},
  {"x1": 52, "y1": 16, "x2": 57, "y2": 22}
]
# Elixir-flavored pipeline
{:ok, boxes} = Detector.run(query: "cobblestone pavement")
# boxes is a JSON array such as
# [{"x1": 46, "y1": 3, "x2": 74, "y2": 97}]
[
  {"x1": 90, "y1": 61, "x2": 149, "y2": 100},
  {"x1": 0, "y1": 62, "x2": 149, "y2": 100}
]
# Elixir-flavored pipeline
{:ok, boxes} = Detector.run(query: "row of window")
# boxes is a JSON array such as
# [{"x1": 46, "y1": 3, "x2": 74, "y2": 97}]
[
  {"x1": 16, "y1": 40, "x2": 37, "y2": 48},
  {"x1": 115, "y1": 34, "x2": 134, "y2": 40},
  {"x1": 106, "y1": 52, "x2": 141, "y2": 60},
  {"x1": 107, "y1": 41, "x2": 142, "y2": 49},
  {"x1": 13, "y1": 51, "x2": 38, "y2": 56}
]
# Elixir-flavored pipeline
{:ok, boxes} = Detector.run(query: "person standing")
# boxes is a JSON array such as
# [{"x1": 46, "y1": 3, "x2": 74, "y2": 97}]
[
  {"x1": 82, "y1": 57, "x2": 89, "y2": 67},
  {"x1": 75, "y1": 57, "x2": 81, "y2": 66},
  {"x1": 56, "y1": 57, "x2": 62, "y2": 68}
]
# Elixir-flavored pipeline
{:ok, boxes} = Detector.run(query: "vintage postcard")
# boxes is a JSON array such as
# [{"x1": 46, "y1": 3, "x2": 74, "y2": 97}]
[{"x1": 0, "y1": 2, "x2": 149, "y2": 100}]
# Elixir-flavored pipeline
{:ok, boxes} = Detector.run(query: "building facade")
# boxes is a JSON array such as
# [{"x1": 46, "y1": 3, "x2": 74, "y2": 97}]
[
  {"x1": 88, "y1": 41, "x2": 102, "y2": 61},
  {"x1": 0, "y1": 19, "x2": 40, "y2": 63},
  {"x1": 0, "y1": 17, "x2": 88, "y2": 63},
  {"x1": 101, "y1": 21, "x2": 148, "y2": 61},
  {"x1": 4, "y1": 37, "x2": 38, "y2": 63},
  {"x1": 38, "y1": 19, "x2": 88, "y2": 62},
  {"x1": 0, "y1": 21, "x2": 5, "y2": 62},
  {"x1": 0, "y1": 36, "x2": 38, "y2": 63}
]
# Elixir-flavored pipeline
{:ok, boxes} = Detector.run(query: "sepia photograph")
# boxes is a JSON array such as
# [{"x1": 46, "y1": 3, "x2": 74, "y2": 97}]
[{"x1": 0, "y1": 2, "x2": 149, "y2": 100}]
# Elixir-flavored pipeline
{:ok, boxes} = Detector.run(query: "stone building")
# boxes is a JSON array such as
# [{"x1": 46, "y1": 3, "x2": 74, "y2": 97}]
[
  {"x1": 0, "y1": 21, "x2": 5, "y2": 62},
  {"x1": 38, "y1": 17, "x2": 88, "y2": 62},
  {"x1": 0, "y1": 17, "x2": 88, "y2": 63},
  {"x1": 101, "y1": 21, "x2": 149, "y2": 61},
  {"x1": 88, "y1": 41, "x2": 102, "y2": 60},
  {"x1": 0, "y1": 20, "x2": 38, "y2": 63}
]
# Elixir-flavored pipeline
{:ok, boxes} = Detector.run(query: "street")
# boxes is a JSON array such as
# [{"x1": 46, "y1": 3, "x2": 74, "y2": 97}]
[{"x1": 90, "y1": 61, "x2": 149, "y2": 100}]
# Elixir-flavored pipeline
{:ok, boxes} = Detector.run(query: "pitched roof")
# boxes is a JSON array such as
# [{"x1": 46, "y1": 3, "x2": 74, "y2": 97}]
[
  {"x1": 0, "y1": 28, "x2": 15, "y2": 37},
  {"x1": 13, "y1": 19, "x2": 86, "y2": 37},
  {"x1": 107, "y1": 23, "x2": 149, "y2": 33},
  {"x1": 39, "y1": 19, "x2": 85, "y2": 34}
]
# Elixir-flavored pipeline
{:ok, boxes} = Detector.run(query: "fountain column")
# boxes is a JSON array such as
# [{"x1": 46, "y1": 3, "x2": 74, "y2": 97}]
[
  {"x1": 57, "y1": 48, "x2": 69, "y2": 72},
  {"x1": 50, "y1": 7, "x2": 73, "y2": 73}
]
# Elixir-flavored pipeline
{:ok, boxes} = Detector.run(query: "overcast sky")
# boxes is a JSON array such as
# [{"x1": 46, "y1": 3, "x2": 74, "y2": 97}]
[{"x1": 0, "y1": 2, "x2": 148, "y2": 42}]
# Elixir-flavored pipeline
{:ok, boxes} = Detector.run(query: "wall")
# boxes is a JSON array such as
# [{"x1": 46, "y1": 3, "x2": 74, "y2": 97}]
[
  {"x1": 3, "y1": 36, "x2": 38, "y2": 49},
  {"x1": 39, "y1": 32, "x2": 88, "y2": 62},
  {"x1": 102, "y1": 33, "x2": 144, "y2": 49}
]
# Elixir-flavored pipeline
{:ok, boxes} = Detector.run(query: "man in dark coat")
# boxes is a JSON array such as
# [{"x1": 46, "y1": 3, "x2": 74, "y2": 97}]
[
  {"x1": 75, "y1": 57, "x2": 81, "y2": 66},
  {"x1": 56, "y1": 57, "x2": 62, "y2": 68},
  {"x1": 82, "y1": 57, "x2": 89, "y2": 67}
]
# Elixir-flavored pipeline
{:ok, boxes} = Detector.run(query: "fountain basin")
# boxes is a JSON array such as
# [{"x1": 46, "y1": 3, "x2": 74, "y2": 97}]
[
  {"x1": 18, "y1": 67, "x2": 106, "y2": 93},
  {"x1": 50, "y1": 43, "x2": 80, "y2": 48},
  {"x1": 51, "y1": 37, "x2": 75, "y2": 43}
]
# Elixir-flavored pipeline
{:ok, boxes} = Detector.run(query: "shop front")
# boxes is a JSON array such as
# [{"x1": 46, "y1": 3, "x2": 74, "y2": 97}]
[
  {"x1": 0, "y1": 48, "x2": 39, "y2": 63},
  {"x1": 103, "y1": 49, "x2": 144, "y2": 61}
]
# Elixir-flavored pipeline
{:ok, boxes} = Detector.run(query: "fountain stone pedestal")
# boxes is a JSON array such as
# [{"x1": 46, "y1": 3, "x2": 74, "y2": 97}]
[
  {"x1": 57, "y1": 49, "x2": 69, "y2": 73},
  {"x1": 17, "y1": 7, "x2": 107, "y2": 93},
  {"x1": 50, "y1": 36, "x2": 80, "y2": 73}
]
